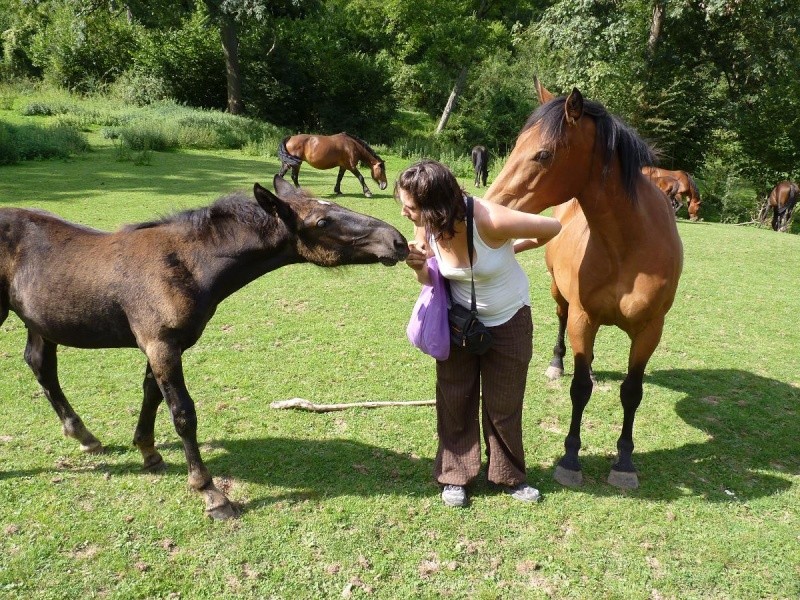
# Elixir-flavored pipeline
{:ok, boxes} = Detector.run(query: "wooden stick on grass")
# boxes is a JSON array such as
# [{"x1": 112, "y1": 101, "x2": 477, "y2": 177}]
[{"x1": 270, "y1": 398, "x2": 435, "y2": 412}]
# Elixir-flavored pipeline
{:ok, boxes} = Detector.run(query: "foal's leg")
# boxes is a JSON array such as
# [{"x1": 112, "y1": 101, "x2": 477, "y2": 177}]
[
  {"x1": 349, "y1": 168, "x2": 372, "y2": 197},
  {"x1": 24, "y1": 332, "x2": 102, "y2": 452},
  {"x1": 145, "y1": 342, "x2": 236, "y2": 520},
  {"x1": 608, "y1": 317, "x2": 664, "y2": 490},
  {"x1": 554, "y1": 315, "x2": 597, "y2": 488},
  {"x1": 133, "y1": 363, "x2": 166, "y2": 471}
]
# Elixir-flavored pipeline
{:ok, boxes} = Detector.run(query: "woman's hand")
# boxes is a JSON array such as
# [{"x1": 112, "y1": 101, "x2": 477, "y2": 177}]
[{"x1": 405, "y1": 240, "x2": 428, "y2": 271}]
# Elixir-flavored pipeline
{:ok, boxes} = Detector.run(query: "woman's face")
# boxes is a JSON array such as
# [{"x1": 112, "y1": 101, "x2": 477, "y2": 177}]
[{"x1": 398, "y1": 187, "x2": 423, "y2": 227}]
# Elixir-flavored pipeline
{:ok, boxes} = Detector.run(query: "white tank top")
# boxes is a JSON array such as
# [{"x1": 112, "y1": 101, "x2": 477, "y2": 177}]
[{"x1": 431, "y1": 220, "x2": 530, "y2": 327}]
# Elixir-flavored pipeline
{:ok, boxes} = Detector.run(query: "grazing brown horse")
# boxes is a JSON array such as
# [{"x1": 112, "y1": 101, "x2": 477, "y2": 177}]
[
  {"x1": 471, "y1": 145, "x2": 489, "y2": 187},
  {"x1": 278, "y1": 132, "x2": 387, "y2": 197},
  {"x1": 641, "y1": 166, "x2": 701, "y2": 220},
  {"x1": 760, "y1": 180, "x2": 798, "y2": 232},
  {"x1": 653, "y1": 175, "x2": 682, "y2": 213},
  {"x1": 0, "y1": 176, "x2": 407, "y2": 519},
  {"x1": 485, "y1": 80, "x2": 683, "y2": 490}
]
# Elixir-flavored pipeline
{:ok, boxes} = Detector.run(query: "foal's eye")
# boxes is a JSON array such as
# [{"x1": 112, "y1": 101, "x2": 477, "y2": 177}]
[
  {"x1": 533, "y1": 150, "x2": 552, "y2": 163},
  {"x1": 316, "y1": 218, "x2": 328, "y2": 228}
]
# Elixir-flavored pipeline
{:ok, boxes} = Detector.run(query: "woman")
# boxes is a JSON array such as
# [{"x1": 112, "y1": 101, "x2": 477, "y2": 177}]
[{"x1": 397, "y1": 160, "x2": 561, "y2": 507}]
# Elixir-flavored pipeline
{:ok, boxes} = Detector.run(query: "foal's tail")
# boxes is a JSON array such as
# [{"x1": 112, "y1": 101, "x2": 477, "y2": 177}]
[{"x1": 278, "y1": 137, "x2": 302, "y2": 168}]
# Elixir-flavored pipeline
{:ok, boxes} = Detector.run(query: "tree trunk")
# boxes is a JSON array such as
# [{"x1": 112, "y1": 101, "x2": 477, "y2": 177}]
[
  {"x1": 220, "y1": 15, "x2": 244, "y2": 115},
  {"x1": 435, "y1": 66, "x2": 468, "y2": 135},
  {"x1": 647, "y1": 1, "x2": 666, "y2": 58}
]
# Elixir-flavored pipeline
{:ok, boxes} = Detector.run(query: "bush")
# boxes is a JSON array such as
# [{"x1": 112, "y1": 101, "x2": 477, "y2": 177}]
[{"x1": 0, "y1": 121, "x2": 88, "y2": 164}]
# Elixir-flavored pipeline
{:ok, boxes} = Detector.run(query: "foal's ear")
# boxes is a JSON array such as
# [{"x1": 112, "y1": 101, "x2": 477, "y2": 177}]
[
  {"x1": 534, "y1": 76, "x2": 555, "y2": 104},
  {"x1": 565, "y1": 88, "x2": 584, "y2": 125},
  {"x1": 253, "y1": 182, "x2": 293, "y2": 222},
  {"x1": 273, "y1": 174, "x2": 298, "y2": 198}
]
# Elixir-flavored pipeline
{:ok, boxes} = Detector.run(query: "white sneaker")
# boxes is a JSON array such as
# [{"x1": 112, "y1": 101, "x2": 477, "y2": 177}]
[
  {"x1": 506, "y1": 483, "x2": 541, "y2": 503},
  {"x1": 441, "y1": 484, "x2": 467, "y2": 507}
]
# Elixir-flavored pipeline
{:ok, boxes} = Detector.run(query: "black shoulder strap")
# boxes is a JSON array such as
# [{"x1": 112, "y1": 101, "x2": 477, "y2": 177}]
[{"x1": 465, "y1": 196, "x2": 478, "y2": 314}]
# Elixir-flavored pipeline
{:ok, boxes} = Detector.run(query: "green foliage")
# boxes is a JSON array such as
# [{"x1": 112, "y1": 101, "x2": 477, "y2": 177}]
[{"x1": 0, "y1": 120, "x2": 88, "y2": 164}]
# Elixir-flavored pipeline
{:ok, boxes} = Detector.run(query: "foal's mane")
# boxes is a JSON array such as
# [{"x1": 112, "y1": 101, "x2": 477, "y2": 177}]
[
  {"x1": 523, "y1": 96, "x2": 656, "y2": 203},
  {"x1": 342, "y1": 132, "x2": 383, "y2": 165},
  {"x1": 122, "y1": 192, "x2": 280, "y2": 238}
]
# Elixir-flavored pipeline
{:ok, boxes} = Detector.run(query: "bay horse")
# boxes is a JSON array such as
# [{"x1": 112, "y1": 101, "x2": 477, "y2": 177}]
[
  {"x1": 471, "y1": 145, "x2": 489, "y2": 187},
  {"x1": 641, "y1": 166, "x2": 701, "y2": 221},
  {"x1": 0, "y1": 175, "x2": 408, "y2": 519},
  {"x1": 485, "y1": 80, "x2": 683, "y2": 490},
  {"x1": 278, "y1": 132, "x2": 387, "y2": 198},
  {"x1": 653, "y1": 175, "x2": 682, "y2": 213},
  {"x1": 761, "y1": 180, "x2": 798, "y2": 232}
]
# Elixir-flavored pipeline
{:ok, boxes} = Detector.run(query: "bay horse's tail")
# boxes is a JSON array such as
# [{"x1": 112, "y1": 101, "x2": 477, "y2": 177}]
[
  {"x1": 278, "y1": 136, "x2": 302, "y2": 168},
  {"x1": 686, "y1": 172, "x2": 700, "y2": 203}
]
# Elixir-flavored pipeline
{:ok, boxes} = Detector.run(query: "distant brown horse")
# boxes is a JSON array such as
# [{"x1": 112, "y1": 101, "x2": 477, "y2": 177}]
[
  {"x1": 485, "y1": 80, "x2": 683, "y2": 490},
  {"x1": 0, "y1": 176, "x2": 407, "y2": 519},
  {"x1": 641, "y1": 166, "x2": 701, "y2": 220},
  {"x1": 278, "y1": 132, "x2": 387, "y2": 197},
  {"x1": 760, "y1": 180, "x2": 798, "y2": 232},
  {"x1": 653, "y1": 175, "x2": 682, "y2": 213},
  {"x1": 471, "y1": 145, "x2": 488, "y2": 187}
]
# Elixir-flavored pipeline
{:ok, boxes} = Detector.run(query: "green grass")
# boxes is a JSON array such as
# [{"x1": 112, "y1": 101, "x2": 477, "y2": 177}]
[{"x1": 0, "y1": 122, "x2": 798, "y2": 599}]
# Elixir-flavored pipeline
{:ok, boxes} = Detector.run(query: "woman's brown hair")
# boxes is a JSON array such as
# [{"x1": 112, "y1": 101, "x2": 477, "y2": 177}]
[{"x1": 395, "y1": 160, "x2": 466, "y2": 241}]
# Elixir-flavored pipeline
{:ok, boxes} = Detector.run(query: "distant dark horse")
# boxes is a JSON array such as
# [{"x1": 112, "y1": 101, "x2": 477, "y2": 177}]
[
  {"x1": 760, "y1": 180, "x2": 798, "y2": 232},
  {"x1": 0, "y1": 176, "x2": 407, "y2": 519},
  {"x1": 471, "y1": 145, "x2": 488, "y2": 188},
  {"x1": 278, "y1": 133, "x2": 387, "y2": 197}
]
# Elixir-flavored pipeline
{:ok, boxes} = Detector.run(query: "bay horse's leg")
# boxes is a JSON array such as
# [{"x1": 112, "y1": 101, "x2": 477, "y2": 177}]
[
  {"x1": 132, "y1": 363, "x2": 166, "y2": 471},
  {"x1": 554, "y1": 316, "x2": 597, "y2": 488},
  {"x1": 24, "y1": 331, "x2": 102, "y2": 452},
  {"x1": 146, "y1": 342, "x2": 236, "y2": 520},
  {"x1": 290, "y1": 165, "x2": 300, "y2": 188},
  {"x1": 349, "y1": 168, "x2": 372, "y2": 197},
  {"x1": 334, "y1": 167, "x2": 346, "y2": 195},
  {"x1": 278, "y1": 163, "x2": 289, "y2": 178},
  {"x1": 545, "y1": 280, "x2": 568, "y2": 380},
  {"x1": 608, "y1": 317, "x2": 665, "y2": 490}
]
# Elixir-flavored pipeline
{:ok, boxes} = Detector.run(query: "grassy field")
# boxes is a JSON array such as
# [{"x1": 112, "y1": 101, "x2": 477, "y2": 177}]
[{"x1": 0, "y1": 126, "x2": 798, "y2": 599}]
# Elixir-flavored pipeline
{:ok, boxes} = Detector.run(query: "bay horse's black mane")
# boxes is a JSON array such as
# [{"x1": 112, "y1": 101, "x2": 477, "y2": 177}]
[
  {"x1": 342, "y1": 131, "x2": 383, "y2": 165},
  {"x1": 523, "y1": 96, "x2": 656, "y2": 203},
  {"x1": 122, "y1": 191, "x2": 285, "y2": 239}
]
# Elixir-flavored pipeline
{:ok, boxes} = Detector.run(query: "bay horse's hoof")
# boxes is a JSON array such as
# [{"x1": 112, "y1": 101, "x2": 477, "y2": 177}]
[
  {"x1": 143, "y1": 456, "x2": 167, "y2": 472},
  {"x1": 545, "y1": 365, "x2": 563, "y2": 381},
  {"x1": 206, "y1": 501, "x2": 239, "y2": 521},
  {"x1": 554, "y1": 465, "x2": 583, "y2": 488},
  {"x1": 364, "y1": 191, "x2": 373, "y2": 198},
  {"x1": 608, "y1": 469, "x2": 639, "y2": 489}
]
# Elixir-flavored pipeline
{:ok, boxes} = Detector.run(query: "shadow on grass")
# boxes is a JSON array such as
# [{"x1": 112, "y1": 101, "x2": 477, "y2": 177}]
[{"x1": 534, "y1": 368, "x2": 797, "y2": 503}]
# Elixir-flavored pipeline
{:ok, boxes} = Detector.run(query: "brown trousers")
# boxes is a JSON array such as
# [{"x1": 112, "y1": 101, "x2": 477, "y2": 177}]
[{"x1": 434, "y1": 306, "x2": 533, "y2": 487}]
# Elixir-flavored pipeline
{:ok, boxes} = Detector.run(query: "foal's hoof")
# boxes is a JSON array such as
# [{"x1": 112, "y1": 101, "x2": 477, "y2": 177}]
[
  {"x1": 80, "y1": 440, "x2": 104, "y2": 453},
  {"x1": 554, "y1": 465, "x2": 583, "y2": 488},
  {"x1": 206, "y1": 501, "x2": 239, "y2": 521},
  {"x1": 608, "y1": 469, "x2": 639, "y2": 489},
  {"x1": 545, "y1": 365, "x2": 563, "y2": 381}
]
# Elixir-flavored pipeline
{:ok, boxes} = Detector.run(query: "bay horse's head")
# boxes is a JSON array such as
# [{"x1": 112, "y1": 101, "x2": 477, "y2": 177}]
[
  {"x1": 255, "y1": 175, "x2": 407, "y2": 266},
  {"x1": 370, "y1": 161, "x2": 388, "y2": 190},
  {"x1": 485, "y1": 78, "x2": 655, "y2": 213}
]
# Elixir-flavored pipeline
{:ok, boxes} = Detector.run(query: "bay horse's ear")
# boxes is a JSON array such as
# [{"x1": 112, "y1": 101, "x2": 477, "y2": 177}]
[
  {"x1": 534, "y1": 76, "x2": 555, "y2": 104},
  {"x1": 565, "y1": 88, "x2": 584, "y2": 125}
]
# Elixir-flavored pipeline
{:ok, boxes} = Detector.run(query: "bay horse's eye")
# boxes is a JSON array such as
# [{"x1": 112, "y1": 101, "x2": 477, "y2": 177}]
[
  {"x1": 533, "y1": 150, "x2": 552, "y2": 163},
  {"x1": 316, "y1": 218, "x2": 328, "y2": 228}
]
